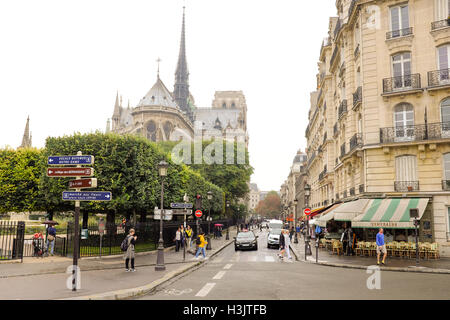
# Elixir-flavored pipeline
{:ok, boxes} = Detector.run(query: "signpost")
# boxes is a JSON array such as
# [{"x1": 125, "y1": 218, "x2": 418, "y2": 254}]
[
  {"x1": 48, "y1": 155, "x2": 94, "y2": 165},
  {"x1": 304, "y1": 208, "x2": 312, "y2": 259},
  {"x1": 410, "y1": 208, "x2": 419, "y2": 266},
  {"x1": 69, "y1": 178, "x2": 97, "y2": 189},
  {"x1": 98, "y1": 218, "x2": 105, "y2": 259},
  {"x1": 154, "y1": 209, "x2": 173, "y2": 221},
  {"x1": 47, "y1": 168, "x2": 94, "y2": 177},
  {"x1": 195, "y1": 210, "x2": 203, "y2": 218},
  {"x1": 47, "y1": 151, "x2": 111, "y2": 292},
  {"x1": 171, "y1": 203, "x2": 193, "y2": 209}
]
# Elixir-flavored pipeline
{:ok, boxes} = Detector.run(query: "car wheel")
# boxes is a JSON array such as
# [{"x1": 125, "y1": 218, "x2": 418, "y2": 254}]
[
  {"x1": 235, "y1": 246, "x2": 238, "y2": 251},
  {"x1": 254, "y1": 245, "x2": 258, "y2": 251}
]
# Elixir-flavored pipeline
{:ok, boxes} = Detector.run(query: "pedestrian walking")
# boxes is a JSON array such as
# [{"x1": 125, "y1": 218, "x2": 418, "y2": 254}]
[
  {"x1": 175, "y1": 227, "x2": 182, "y2": 252},
  {"x1": 46, "y1": 225, "x2": 56, "y2": 256},
  {"x1": 194, "y1": 231, "x2": 208, "y2": 259},
  {"x1": 278, "y1": 229, "x2": 286, "y2": 260},
  {"x1": 376, "y1": 228, "x2": 387, "y2": 265},
  {"x1": 289, "y1": 226, "x2": 294, "y2": 242},
  {"x1": 284, "y1": 229, "x2": 292, "y2": 260},
  {"x1": 123, "y1": 228, "x2": 137, "y2": 272},
  {"x1": 185, "y1": 225, "x2": 193, "y2": 250},
  {"x1": 180, "y1": 225, "x2": 185, "y2": 248}
]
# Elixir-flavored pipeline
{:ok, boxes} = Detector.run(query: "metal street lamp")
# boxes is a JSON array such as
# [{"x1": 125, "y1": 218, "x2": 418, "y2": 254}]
[
  {"x1": 206, "y1": 191, "x2": 213, "y2": 250},
  {"x1": 294, "y1": 199, "x2": 299, "y2": 244},
  {"x1": 304, "y1": 184, "x2": 312, "y2": 257},
  {"x1": 226, "y1": 201, "x2": 230, "y2": 240},
  {"x1": 155, "y1": 160, "x2": 168, "y2": 271}
]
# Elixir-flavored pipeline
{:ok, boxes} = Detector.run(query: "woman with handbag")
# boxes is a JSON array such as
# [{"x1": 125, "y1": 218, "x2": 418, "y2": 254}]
[{"x1": 46, "y1": 225, "x2": 56, "y2": 256}]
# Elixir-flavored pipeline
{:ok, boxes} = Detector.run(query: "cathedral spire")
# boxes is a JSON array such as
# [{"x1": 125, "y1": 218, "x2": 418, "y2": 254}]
[
  {"x1": 174, "y1": 6, "x2": 191, "y2": 120},
  {"x1": 19, "y1": 116, "x2": 32, "y2": 149}
]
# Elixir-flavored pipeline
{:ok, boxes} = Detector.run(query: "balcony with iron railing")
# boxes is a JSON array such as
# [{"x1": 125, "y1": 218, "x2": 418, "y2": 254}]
[
  {"x1": 323, "y1": 132, "x2": 327, "y2": 144},
  {"x1": 394, "y1": 181, "x2": 419, "y2": 192},
  {"x1": 380, "y1": 122, "x2": 450, "y2": 144},
  {"x1": 354, "y1": 43, "x2": 360, "y2": 59},
  {"x1": 334, "y1": 19, "x2": 342, "y2": 39},
  {"x1": 382, "y1": 73, "x2": 421, "y2": 95},
  {"x1": 336, "y1": 193, "x2": 339, "y2": 200},
  {"x1": 334, "y1": 123, "x2": 339, "y2": 137},
  {"x1": 428, "y1": 68, "x2": 450, "y2": 88},
  {"x1": 350, "y1": 187, "x2": 355, "y2": 196},
  {"x1": 442, "y1": 180, "x2": 450, "y2": 191},
  {"x1": 338, "y1": 100, "x2": 348, "y2": 119},
  {"x1": 343, "y1": 190, "x2": 347, "y2": 198},
  {"x1": 349, "y1": 133, "x2": 362, "y2": 152},
  {"x1": 386, "y1": 27, "x2": 413, "y2": 40},
  {"x1": 431, "y1": 19, "x2": 450, "y2": 31},
  {"x1": 307, "y1": 151, "x2": 317, "y2": 167},
  {"x1": 352, "y1": 86, "x2": 362, "y2": 109}
]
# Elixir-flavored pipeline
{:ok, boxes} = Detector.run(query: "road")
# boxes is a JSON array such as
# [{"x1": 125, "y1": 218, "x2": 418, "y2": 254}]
[{"x1": 137, "y1": 229, "x2": 450, "y2": 300}]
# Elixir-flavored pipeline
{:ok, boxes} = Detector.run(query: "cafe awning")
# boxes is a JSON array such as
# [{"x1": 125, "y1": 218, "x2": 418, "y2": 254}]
[
  {"x1": 351, "y1": 198, "x2": 429, "y2": 229},
  {"x1": 334, "y1": 199, "x2": 370, "y2": 221},
  {"x1": 316, "y1": 203, "x2": 342, "y2": 227}
]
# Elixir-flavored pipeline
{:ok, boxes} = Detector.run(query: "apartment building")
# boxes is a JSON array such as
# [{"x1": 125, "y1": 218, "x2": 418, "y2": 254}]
[{"x1": 305, "y1": 0, "x2": 450, "y2": 256}]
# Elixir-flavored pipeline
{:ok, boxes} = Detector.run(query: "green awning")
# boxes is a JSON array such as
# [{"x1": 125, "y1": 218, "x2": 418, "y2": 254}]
[{"x1": 351, "y1": 198, "x2": 429, "y2": 229}]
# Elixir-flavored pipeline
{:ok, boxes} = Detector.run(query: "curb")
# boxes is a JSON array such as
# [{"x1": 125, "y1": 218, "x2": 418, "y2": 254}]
[
  {"x1": 289, "y1": 245, "x2": 450, "y2": 275},
  {"x1": 60, "y1": 238, "x2": 235, "y2": 300}
]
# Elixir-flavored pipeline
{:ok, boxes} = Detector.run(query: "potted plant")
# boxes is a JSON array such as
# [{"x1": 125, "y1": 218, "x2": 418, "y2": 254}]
[{"x1": 407, "y1": 186, "x2": 413, "y2": 192}]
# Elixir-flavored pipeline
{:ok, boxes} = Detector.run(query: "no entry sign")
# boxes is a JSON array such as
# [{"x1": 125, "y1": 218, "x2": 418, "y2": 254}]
[
  {"x1": 304, "y1": 208, "x2": 311, "y2": 216},
  {"x1": 195, "y1": 210, "x2": 203, "y2": 218}
]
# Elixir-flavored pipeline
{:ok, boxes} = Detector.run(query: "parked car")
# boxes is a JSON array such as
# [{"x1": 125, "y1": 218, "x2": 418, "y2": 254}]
[
  {"x1": 234, "y1": 231, "x2": 258, "y2": 251},
  {"x1": 267, "y1": 228, "x2": 282, "y2": 249}
]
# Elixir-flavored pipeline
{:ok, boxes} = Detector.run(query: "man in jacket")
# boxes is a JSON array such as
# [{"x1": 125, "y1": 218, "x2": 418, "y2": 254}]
[
  {"x1": 278, "y1": 230, "x2": 286, "y2": 260},
  {"x1": 194, "y1": 231, "x2": 208, "y2": 259},
  {"x1": 124, "y1": 229, "x2": 137, "y2": 272}
]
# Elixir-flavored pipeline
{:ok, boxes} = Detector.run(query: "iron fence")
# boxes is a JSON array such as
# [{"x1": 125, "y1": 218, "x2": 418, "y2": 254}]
[
  {"x1": 431, "y1": 19, "x2": 450, "y2": 30},
  {"x1": 349, "y1": 133, "x2": 363, "y2": 151},
  {"x1": 380, "y1": 122, "x2": 450, "y2": 144},
  {"x1": 0, "y1": 221, "x2": 25, "y2": 261},
  {"x1": 428, "y1": 68, "x2": 450, "y2": 87},
  {"x1": 353, "y1": 86, "x2": 362, "y2": 108},
  {"x1": 359, "y1": 184, "x2": 365, "y2": 194},
  {"x1": 338, "y1": 100, "x2": 347, "y2": 119},
  {"x1": 394, "y1": 181, "x2": 419, "y2": 192},
  {"x1": 442, "y1": 180, "x2": 450, "y2": 191}
]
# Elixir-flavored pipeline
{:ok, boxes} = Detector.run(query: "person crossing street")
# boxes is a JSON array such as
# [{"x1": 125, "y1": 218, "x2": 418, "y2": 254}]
[{"x1": 194, "y1": 231, "x2": 208, "y2": 259}]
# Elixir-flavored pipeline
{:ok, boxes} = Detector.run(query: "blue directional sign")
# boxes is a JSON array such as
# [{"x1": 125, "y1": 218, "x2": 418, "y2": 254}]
[
  {"x1": 62, "y1": 191, "x2": 112, "y2": 201},
  {"x1": 48, "y1": 155, "x2": 94, "y2": 165},
  {"x1": 170, "y1": 203, "x2": 193, "y2": 209}
]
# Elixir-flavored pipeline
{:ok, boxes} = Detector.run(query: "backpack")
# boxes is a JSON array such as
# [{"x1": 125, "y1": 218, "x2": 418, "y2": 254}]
[
  {"x1": 120, "y1": 236, "x2": 130, "y2": 251},
  {"x1": 196, "y1": 236, "x2": 201, "y2": 245}
]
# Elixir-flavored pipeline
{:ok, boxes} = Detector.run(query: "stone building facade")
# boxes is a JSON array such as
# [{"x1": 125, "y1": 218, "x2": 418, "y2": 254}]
[
  {"x1": 303, "y1": 0, "x2": 450, "y2": 256},
  {"x1": 107, "y1": 8, "x2": 249, "y2": 147}
]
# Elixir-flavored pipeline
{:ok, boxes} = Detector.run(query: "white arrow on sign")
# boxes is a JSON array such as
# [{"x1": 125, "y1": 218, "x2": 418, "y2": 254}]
[
  {"x1": 49, "y1": 158, "x2": 53, "y2": 162},
  {"x1": 106, "y1": 194, "x2": 110, "y2": 199},
  {"x1": 49, "y1": 170, "x2": 53, "y2": 174}
]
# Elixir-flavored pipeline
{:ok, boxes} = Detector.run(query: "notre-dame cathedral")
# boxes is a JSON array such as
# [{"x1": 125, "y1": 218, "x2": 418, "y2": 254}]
[{"x1": 106, "y1": 7, "x2": 249, "y2": 147}]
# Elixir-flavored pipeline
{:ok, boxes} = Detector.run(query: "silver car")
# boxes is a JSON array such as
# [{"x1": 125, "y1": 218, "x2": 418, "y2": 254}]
[{"x1": 267, "y1": 228, "x2": 282, "y2": 249}]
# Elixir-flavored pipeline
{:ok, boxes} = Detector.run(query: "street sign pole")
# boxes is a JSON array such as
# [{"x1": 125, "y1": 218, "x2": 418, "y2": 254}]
[{"x1": 72, "y1": 151, "x2": 82, "y2": 292}]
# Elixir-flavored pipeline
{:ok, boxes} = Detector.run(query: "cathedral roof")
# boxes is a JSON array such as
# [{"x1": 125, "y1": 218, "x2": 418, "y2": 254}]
[
  {"x1": 137, "y1": 77, "x2": 179, "y2": 109},
  {"x1": 194, "y1": 108, "x2": 242, "y2": 130}
]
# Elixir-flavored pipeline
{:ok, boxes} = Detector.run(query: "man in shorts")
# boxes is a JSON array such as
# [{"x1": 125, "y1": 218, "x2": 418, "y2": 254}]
[{"x1": 376, "y1": 228, "x2": 387, "y2": 265}]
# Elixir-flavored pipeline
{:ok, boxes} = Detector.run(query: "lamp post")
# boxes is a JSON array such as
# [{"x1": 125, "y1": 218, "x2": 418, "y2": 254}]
[
  {"x1": 206, "y1": 191, "x2": 213, "y2": 250},
  {"x1": 304, "y1": 184, "x2": 312, "y2": 258},
  {"x1": 226, "y1": 201, "x2": 230, "y2": 240},
  {"x1": 294, "y1": 199, "x2": 299, "y2": 244},
  {"x1": 155, "y1": 160, "x2": 168, "y2": 271}
]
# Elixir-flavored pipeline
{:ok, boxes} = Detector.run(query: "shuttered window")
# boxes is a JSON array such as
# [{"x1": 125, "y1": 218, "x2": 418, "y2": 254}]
[
  {"x1": 435, "y1": 0, "x2": 450, "y2": 20},
  {"x1": 443, "y1": 153, "x2": 450, "y2": 180},
  {"x1": 395, "y1": 155, "x2": 417, "y2": 181},
  {"x1": 391, "y1": 5, "x2": 409, "y2": 31}
]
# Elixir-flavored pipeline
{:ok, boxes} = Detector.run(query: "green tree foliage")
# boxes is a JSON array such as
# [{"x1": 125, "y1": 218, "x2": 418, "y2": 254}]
[
  {"x1": 255, "y1": 191, "x2": 281, "y2": 218},
  {"x1": 0, "y1": 148, "x2": 45, "y2": 213},
  {"x1": 38, "y1": 132, "x2": 224, "y2": 215}
]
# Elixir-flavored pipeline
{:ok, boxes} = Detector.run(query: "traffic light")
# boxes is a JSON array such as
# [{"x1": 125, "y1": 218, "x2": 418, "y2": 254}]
[{"x1": 195, "y1": 194, "x2": 202, "y2": 210}]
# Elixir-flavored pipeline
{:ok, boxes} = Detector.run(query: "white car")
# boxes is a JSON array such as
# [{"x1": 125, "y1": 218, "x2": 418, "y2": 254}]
[{"x1": 267, "y1": 228, "x2": 282, "y2": 249}]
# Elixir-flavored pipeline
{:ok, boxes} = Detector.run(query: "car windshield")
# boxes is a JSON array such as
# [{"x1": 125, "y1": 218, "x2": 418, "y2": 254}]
[
  {"x1": 237, "y1": 232, "x2": 255, "y2": 240},
  {"x1": 270, "y1": 229, "x2": 282, "y2": 235}
]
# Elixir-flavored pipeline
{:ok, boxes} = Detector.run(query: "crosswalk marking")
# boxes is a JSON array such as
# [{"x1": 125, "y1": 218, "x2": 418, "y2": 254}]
[
  {"x1": 248, "y1": 255, "x2": 257, "y2": 262},
  {"x1": 265, "y1": 256, "x2": 275, "y2": 262},
  {"x1": 212, "y1": 271, "x2": 226, "y2": 280},
  {"x1": 195, "y1": 283, "x2": 216, "y2": 297},
  {"x1": 223, "y1": 264, "x2": 233, "y2": 270}
]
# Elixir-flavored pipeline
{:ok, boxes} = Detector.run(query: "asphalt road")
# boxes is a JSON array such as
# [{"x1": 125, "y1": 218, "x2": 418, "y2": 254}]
[{"x1": 137, "y1": 229, "x2": 450, "y2": 300}]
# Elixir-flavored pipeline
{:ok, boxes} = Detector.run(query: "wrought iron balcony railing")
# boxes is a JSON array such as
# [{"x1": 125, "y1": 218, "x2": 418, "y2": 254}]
[
  {"x1": 382, "y1": 73, "x2": 421, "y2": 94},
  {"x1": 319, "y1": 171, "x2": 324, "y2": 181},
  {"x1": 442, "y1": 180, "x2": 450, "y2": 191},
  {"x1": 323, "y1": 132, "x2": 327, "y2": 143},
  {"x1": 334, "y1": 123, "x2": 339, "y2": 136},
  {"x1": 308, "y1": 151, "x2": 316, "y2": 167},
  {"x1": 428, "y1": 68, "x2": 450, "y2": 87},
  {"x1": 336, "y1": 193, "x2": 339, "y2": 200},
  {"x1": 324, "y1": 200, "x2": 329, "y2": 206},
  {"x1": 386, "y1": 27, "x2": 413, "y2": 40},
  {"x1": 431, "y1": 19, "x2": 450, "y2": 30},
  {"x1": 343, "y1": 190, "x2": 347, "y2": 198},
  {"x1": 359, "y1": 184, "x2": 365, "y2": 194},
  {"x1": 334, "y1": 19, "x2": 342, "y2": 39},
  {"x1": 340, "y1": 143, "x2": 346, "y2": 158},
  {"x1": 353, "y1": 86, "x2": 362, "y2": 108},
  {"x1": 350, "y1": 187, "x2": 355, "y2": 196},
  {"x1": 380, "y1": 122, "x2": 450, "y2": 144},
  {"x1": 354, "y1": 43, "x2": 360, "y2": 58},
  {"x1": 349, "y1": 133, "x2": 363, "y2": 151},
  {"x1": 394, "y1": 181, "x2": 419, "y2": 192},
  {"x1": 330, "y1": 46, "x2": 339, "y2": 67},
  {"x1": 338, "y1": 100, "x2": 348, "y2": 119}
]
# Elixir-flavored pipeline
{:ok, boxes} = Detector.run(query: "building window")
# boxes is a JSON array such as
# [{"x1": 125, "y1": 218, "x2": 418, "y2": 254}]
[
  {"x1": 390, "y1": 4, "x2": 410, "y2": 37},
  {"x1": 441, "y1": 98, "x2": 450, "y2": 124},
  {"x1": 146, "y1": 121, "x2": 157, "y2": 142},
  {"x1": 435, "y1": 0, "x2": 450, "y2": 21},
  {"x1": 437, "y1": 45, "x2": 450, "y2": 82},
  {"x1": 395, "y1": 155, "x2": 418, "y2": 191},
  {"x1": 392, "y1": 52, "x2": 412, "y2": 89},
  {"x1": 443, "y1": 153, "x2": 450, "y2": 181},
  {"x1": 394, "y1": 103, "x2": 414, "y2": 141}
]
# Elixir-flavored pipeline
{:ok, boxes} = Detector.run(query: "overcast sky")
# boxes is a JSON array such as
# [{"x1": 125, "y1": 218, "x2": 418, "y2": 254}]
[{"x1": 0, "y1": 0, "x2": 336, "y2": 192}]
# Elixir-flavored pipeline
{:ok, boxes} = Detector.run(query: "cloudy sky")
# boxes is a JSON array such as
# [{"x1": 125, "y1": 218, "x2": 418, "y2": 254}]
[{"x1": 0, "y1": 0, "x2": 336, "y2": 192}]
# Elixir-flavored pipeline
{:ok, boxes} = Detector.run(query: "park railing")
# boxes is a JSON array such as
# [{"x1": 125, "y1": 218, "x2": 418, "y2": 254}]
[{"x1": 0, "y1": 221, "x2": 25, "y2": 261}]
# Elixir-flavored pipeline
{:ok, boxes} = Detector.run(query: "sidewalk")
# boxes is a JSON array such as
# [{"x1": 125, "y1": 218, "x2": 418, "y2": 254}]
[
  {"x1": 0, "y1": 227, "x2": 236, "y2": 299},
  {"x1": 290, "y1": 235, "x2": 450, "y2": 274}
]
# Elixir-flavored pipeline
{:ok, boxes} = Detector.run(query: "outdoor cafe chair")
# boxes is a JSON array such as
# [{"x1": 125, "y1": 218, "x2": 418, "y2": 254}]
[
  {"x1": 362, "y1": 242, "x2": 372, "y2": 256},
  {"x1": 386, "y1": 242, "x2": 394, "y2": 257},
  {"x1": 399, "y1": 242, "x2": 409, "y2": 258},
  {"x1": 419, "y1": 243, "x2": 430, "y2": 260},
  {"x1": 407, "y1": 242, "x2": 417, "y2": 259},
  {"x1": 428, "y1": 243, "x2": 439, "y2": 259},
  {"x1": 355, "y1": 241, "x2": 363, "y2": 256},
  {"x1": 332, "y1": 240, "x2": 342, "y2": 255},
  {"x1": 320, "y1": 238, "x2": 326, "y2": 249}
]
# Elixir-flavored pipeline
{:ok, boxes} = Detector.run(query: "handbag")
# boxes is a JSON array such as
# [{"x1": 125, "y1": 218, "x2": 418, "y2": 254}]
[{"x1": 47, "y1": 235, "x2": 55, "y2": 242}]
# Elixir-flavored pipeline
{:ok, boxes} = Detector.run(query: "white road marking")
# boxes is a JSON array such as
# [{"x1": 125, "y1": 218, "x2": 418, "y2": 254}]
[
  {"x1": 212, "y1": 271, "x2": 226, "y2": 280},
  {"x1": 265, "y1": 256, "x2": 275, "y2": 262},
  {"x1": 213, "y1": 256, "x2": 223, "y2": 263},
  {"x1": 223, "y1": 264, "x2": 233, "y2": 270},
  {"x1": 195, "y1": 283, "x2": 216, "y2": 297},
  {"x1": 248, "y1": 255, "x2": 258, "y2": 262}
]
